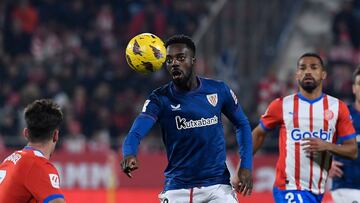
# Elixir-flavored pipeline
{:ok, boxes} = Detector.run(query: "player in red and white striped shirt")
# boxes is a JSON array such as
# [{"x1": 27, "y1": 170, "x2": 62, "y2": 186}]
[{"x1": 252, "y1": 53, "x2": 358, "y2": 203}]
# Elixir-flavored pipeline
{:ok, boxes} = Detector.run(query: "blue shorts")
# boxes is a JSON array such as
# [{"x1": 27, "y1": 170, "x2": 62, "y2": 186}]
[{"x1": 273, "y1": 187, "x2": 324, "y2": 203}]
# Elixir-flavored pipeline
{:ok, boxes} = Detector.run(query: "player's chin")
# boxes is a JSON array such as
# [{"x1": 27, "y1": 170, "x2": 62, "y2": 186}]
[{"x1": 172, "y1": 75, "x2": 184, "y2": 84}]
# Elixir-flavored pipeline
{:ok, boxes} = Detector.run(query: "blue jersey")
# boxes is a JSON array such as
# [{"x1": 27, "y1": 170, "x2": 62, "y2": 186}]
[
  {"x1": 122, "y1": 77, "x2": 252, "y2": 191},
  {"x1": 332, "y1": 104, "x2": 360, "y2": 190}
]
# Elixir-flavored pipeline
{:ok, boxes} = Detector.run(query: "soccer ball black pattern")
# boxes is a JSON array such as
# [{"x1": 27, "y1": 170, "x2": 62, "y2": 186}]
[{"x1": 125, "y1": 33, "x2": 166, "y2": 74}]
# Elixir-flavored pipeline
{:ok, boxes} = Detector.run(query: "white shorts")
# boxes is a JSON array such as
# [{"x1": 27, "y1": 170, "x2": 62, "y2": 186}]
[
  {"x1": 158, "y1": 184, "x2": 238, "y2": 203},
  {"x1": 331, "y1": 188, "x2": 360, "y2": 203}
]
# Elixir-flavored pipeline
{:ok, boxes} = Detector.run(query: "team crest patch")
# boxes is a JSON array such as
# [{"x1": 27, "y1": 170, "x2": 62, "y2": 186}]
[
  {"x1": 49, "y1": 174, "x2": 60, "y2": 189},
  {"x1": 206, "y1": 93, "x2": 218, "y2": 107},
  {"x1": 324, "y1": 109, "x2": 334, "y2": 121}
]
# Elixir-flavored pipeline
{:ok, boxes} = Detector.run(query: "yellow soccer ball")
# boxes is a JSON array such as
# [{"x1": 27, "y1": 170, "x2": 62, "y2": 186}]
[{"x1": 125, "y1": 33, "x2": 166, "y2": 74}]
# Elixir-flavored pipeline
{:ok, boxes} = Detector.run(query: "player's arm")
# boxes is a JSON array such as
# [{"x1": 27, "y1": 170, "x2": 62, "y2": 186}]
[
  {"x1": 229, "y1": 106, "x2": 253, "y2": 196},
  {"x1": 302, "y1": 137, "x2": 357, "y2": 160},
  {"x1": 253, "y1": 98, "x2": 283, "y2": 155},
  {"x1": 49, "y1": 198, "x2": 66, "y2": 203},
  {"x1": 221, "y1": 84, "x2": 252, "y2": 196},
  {"x1": 252, "y1": 124, "x2": 267, "y2": 155},
  {"x1": 121, "y1": 92, "x2": 161, "y2": 177},
  {"x1": 121, "y1": 114, "x2": 156, "y2": 177},
  {"x1": 329, "y1": 138, "x2": 357, "y2": 160}
]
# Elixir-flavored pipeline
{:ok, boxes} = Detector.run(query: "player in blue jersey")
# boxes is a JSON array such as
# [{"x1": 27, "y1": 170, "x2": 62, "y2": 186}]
[
  {"x1": 329, "y1": 66, "x2": 360, "y2": 202},
  {"x1": 121, "y1": 35, "x2": 253, "y2": 202}
]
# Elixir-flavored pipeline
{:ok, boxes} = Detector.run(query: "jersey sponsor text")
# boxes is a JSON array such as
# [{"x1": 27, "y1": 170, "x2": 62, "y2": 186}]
[
  {"x1": 175, "y1": 116, "x2": 218, "y2": 130},
  {"x1": 290, "y1": 128, "x2": 333, "y2": 141}
]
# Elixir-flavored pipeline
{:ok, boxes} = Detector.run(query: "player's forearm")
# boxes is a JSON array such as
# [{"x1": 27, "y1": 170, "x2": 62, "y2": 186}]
[
  {"x1": 252, "y1": 125, "x2": 266, "y2": 155},
  {"x1": 49, "y1": 198, "x2": 66, "y2": 203},
  {"x1": 236, "y1": 125, "x2": 253, "y2": 170},
  {"x1": 122, "y1": 114, "x2": 156, "y2": 156},
  {"x1": 122, "y1": 133, "x2": 141, "y2": 156},
  {"x1": 327, "y1": 141, "x2": 358, "y2": 160}
]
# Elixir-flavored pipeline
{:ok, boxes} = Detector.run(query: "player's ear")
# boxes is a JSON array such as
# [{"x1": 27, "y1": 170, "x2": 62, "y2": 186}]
[
  {"x1": 191, "y1": 57, "x2": 196, "y2": 65},
  {"x1": 52, "y1": 129, "x2": 59, "y2": 143},
  {"x1": 322, "y1": 70, "x2": 327, "y2": 80},
  {"x1": 23, "y1": 128, "x2": 29, "y2": 141}
]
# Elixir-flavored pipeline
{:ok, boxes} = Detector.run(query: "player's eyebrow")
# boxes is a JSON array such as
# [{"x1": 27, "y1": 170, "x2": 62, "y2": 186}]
[
  {"x1": 298, "y1": 63, "x2": 320, "y2": 66},
  {"x1": 166, "y1": 53, "x2": 186, "y2": 58}
]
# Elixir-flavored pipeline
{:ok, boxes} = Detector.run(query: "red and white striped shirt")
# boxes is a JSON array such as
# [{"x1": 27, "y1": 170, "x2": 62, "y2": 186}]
[{"x1": 260, "y1": 93, "x2": 355, "y2": 194}]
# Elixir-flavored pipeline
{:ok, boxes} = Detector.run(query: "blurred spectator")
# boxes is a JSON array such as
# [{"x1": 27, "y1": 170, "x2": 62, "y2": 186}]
[
  {"x1": 128, "y1": 1, "x2": 166, "y2": 37},
  {"x1": 62, "y1": 119, "x2": 86, "y2": 153},
  {"x1": 0, "y1": 0, "x2": 214, "y2": 152},
  {"x1": 332, "y1": 1, "x2": 360, "y2": 49},
  {"x1": 4, "y1": 0, "x2": 39, "y2": 56},
  {"x1": 256, "y1": 71, "x2": 283, "y2": 116}
]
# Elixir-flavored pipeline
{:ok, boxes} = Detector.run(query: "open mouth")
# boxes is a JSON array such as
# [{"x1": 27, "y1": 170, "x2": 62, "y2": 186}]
[{"x1": 171, "y1": 69, "x2": 183, "y2": 80}]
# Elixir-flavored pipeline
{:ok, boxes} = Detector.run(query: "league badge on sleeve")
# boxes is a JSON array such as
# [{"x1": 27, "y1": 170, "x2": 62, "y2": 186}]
[
  {"x1": 142, "y1": 100, "x2": 150, "y2": 112},
  {"x1": 229, "y1": 89, "x2": 238, "y2": 104},
  {"x1": 49, "y1": 174, "x2": 60, "y2": 189},
  {"x1": 206, "y1": 94, "x2": 218, "y2": 107},
  {"x1": 0, "y1": 170, "x2": 6, "y2": 184}
]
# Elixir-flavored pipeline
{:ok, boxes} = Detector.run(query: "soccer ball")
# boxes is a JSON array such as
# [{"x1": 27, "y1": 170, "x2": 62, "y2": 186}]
[{"x1": 125, "y1": 33, "x2": 166, "y2": 74}]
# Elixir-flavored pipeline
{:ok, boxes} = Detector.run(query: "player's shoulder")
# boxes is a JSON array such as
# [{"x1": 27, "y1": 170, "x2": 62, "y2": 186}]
[
  {"x1": 21, "y1": 150, "x2": 56, "y2": 170},
  {"x1": 269, "y1": 95, "x2": 287, "y2": 105},
  {"x1": 152, "y1": 83, "x2": 171, "y2": 96},
  {"x1": 1, "y1": 150, "x2": 48, "y2": 171},
  {"x1": 199, "y1": 77, "x2": 226, "y2": 87},
  {"x1": 199, "y1": 77, "x2": 231, "y2": 94},
  {"x1": 324, "y1": 93, "x2": 347, "y2": 107}
]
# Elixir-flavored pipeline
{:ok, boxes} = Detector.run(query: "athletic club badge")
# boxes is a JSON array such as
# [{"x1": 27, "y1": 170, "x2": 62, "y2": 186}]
[{"x1": 207, "y1": 93, "x2": 218, "y2": 107}]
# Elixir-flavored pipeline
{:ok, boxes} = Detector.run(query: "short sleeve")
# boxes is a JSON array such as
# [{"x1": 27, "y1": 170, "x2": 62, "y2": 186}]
[
  {"x1": 260, "y1": 98, "x2": 283, "y2": 131},
  {"x1": 336, "y1": 101, "x2": 356, "y2": 142},
  {"x1": 25, "y1": 161, "x2": 64, "y2": 202}
]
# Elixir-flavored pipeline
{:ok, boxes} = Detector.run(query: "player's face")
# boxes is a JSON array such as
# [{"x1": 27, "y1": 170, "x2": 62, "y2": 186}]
[
  {"x1": 165, "y1": 43, "x2": 195, "y2": 85},
  {"x1": 296, "y1": 56, "x2": 326, "y2": 93},
  {"x1": 353, "y1": 75, "x2": 360, "y2": 102}
]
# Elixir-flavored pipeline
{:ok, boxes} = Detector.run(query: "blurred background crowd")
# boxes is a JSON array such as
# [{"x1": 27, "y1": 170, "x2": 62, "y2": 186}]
[{"x1": 0, "y1": 0, "x2": 359, "y2": 155}]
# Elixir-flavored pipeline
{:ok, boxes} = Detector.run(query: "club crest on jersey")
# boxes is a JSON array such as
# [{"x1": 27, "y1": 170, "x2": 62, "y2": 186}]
[
  {"x1": 324, "y1": 109, "x2": 334, "y2": 121},
  {"x1": 49, "y1": 174, "x2": 60, "y2": 189},
  {"x1": 206, "y1": 93, "x2": 218, "y2": 107}
]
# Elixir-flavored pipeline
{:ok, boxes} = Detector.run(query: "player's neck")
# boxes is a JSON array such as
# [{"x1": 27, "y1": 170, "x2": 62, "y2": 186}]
[
  {"x1": 175, "y1": 75, "x2": 199, "y2": 91},
  {"x1": 27, "y1": 143, "x2": 52, "y2": 159},
  {"x1": 299, "y1": 87, "x2": 322, "y2": 100}
]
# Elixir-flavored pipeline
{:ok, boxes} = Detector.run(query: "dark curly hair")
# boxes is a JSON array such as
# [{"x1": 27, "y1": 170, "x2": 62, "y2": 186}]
[
  {"x1": 24, "y1": 99, "x2": 63, "y2": 142},
  {"x1": 297, "y1": 53, "x2": 325, "y2": 69},
  {"x1": 165, "y1": 34, "x2": 196, "y2": 56}
]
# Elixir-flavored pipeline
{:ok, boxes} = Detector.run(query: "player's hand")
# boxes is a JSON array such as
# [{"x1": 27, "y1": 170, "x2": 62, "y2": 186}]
[
  {"x1": 328, "y1": 160, "x2": 343, "y2": 178},
  {"x1": 301, "y1": 138, "x2": 329, "y2": 153},
  {"x1": 121, "y1": 155, "x2": 139, "y2": 178},
  {"x1": 231, "y1": 168, "x2": 253, "y2": 196}
]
